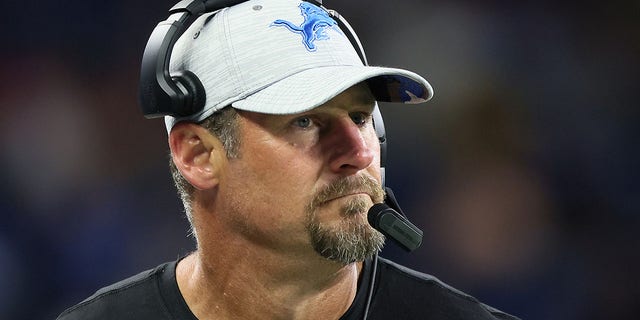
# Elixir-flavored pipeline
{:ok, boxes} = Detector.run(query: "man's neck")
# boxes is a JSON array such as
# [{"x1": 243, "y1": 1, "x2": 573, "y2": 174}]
[{"x1": 176, "y1": 249, "x2": 362, "y2": 320}]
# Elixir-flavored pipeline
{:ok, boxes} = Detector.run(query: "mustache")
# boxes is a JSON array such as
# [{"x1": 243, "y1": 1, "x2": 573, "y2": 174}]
[{"x1": 308, "y1": 175, "x2": 386, "y2": 211}]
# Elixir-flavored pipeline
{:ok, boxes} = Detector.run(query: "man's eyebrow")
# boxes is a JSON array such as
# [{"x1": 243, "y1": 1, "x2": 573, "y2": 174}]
[
  {"x1": 356, "y1": 95, "x2": 376, "y2": 110},
  {"x1": 346, "y1": 89, "x2": 375, "y2": 108}
]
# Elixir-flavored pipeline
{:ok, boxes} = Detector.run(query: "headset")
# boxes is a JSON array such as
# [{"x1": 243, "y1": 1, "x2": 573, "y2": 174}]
[{"x1": 139, "y1": 1, "x2": 423, "y2": 317}]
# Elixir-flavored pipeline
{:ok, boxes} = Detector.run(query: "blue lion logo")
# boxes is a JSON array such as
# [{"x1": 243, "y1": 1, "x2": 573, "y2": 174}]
[{"x1": 271, "y1": 2, "x2": 342, "y2": 51}]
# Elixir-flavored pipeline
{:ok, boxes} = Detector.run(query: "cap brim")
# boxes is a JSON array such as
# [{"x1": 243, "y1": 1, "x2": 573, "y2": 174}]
[{"x1": 231, "y1": 65, "x2": 434, "y2": 115}]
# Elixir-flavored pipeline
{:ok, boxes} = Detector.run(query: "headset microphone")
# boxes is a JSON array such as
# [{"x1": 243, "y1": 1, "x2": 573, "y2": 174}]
[{"x1": 369, "y1": 190, "x2": 423, "y2": 252}]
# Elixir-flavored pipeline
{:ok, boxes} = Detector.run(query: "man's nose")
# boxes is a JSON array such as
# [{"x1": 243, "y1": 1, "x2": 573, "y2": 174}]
[{"x1": 326, "y1": 118, "x2": 375, "y2": 175}]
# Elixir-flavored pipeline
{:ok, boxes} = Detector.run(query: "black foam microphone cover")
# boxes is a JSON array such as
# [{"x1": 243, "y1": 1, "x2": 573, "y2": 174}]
[{"x1": 368, "y1": 203, "x2": 423, "y2": 252}]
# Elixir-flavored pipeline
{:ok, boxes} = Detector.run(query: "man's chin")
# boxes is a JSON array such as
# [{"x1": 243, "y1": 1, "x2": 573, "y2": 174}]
[{"x1": 307, "y1": 214, "x2": 385, "y2": 264}]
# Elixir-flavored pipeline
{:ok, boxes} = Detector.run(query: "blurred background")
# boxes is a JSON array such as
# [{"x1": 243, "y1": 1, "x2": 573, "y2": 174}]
[{"x1": 2, "y1": 0, "x2": 638, "y2": 319}]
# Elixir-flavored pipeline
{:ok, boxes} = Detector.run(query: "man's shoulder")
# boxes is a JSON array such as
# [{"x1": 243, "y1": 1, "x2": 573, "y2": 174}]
[
  {"x1": 374, "y1": 257, "x2": 520, "y2": 320},
  {"x1": 56, "y1": 262, "x2": 174, "y2": 320}
]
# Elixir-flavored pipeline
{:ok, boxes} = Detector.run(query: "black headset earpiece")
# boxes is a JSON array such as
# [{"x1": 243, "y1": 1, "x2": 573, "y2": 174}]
[
  {"x1": 139, "y1": 0, "x2": 244, "y2": 118},
  {"x1": 171, "y1": 70, "x2": 207, "y2": 116}
]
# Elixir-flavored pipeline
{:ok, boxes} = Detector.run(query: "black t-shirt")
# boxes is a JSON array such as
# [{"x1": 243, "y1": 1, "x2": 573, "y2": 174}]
[{"x1": 57, "y1": 257, "x2": 519, "y2": 320}]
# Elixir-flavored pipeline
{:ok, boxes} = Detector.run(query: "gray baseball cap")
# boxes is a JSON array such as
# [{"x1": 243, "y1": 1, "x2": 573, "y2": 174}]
[{"x1": 165, "y1": 0, "x2": 433, "y2": 131}]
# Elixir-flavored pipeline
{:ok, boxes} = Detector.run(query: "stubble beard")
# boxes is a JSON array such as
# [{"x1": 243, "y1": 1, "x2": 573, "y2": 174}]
[{"x1": 305, "y1": 175, "x2": 387, "y2": 265}]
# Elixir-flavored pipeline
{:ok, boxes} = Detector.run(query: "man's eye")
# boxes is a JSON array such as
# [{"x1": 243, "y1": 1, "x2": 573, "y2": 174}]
[
  {"x1": 293, "y1": 116, "x2": 313, "y2": 128},
  {"x1": 350, "y1": 112, "x2": 369, "y2": 126}
]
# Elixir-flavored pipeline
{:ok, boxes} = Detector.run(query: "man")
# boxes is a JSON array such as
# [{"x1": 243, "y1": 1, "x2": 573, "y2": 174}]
[{"x1": 58, "y1": 0, "x2": 519, "y2": 319}]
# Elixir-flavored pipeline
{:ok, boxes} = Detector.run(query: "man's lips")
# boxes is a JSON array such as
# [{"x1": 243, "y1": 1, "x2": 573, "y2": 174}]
[
  {"x1": 322, "y1": 192, "x2": 372, "y2": 204},
  {"x1": 309, "y1": 175, "x2": 385, "y2": 210}
]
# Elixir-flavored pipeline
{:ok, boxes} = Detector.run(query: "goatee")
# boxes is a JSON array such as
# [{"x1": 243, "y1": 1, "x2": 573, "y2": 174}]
[{"x1": 306, "y1": 175, "x2": 386, "y2": 264}]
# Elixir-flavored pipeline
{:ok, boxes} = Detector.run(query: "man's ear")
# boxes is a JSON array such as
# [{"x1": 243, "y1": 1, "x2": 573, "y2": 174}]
[{"x1": 168, "y1": 122, "x2": 226, "y2": 190}]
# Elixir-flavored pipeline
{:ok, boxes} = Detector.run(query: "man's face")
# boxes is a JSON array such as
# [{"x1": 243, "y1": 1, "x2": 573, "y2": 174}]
[{"x1": 216, "y1": 83, "x2": 385, "y2": 264}]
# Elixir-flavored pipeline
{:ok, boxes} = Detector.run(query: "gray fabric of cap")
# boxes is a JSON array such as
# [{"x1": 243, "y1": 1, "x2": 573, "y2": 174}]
[{"x1": 165, "y1": 0, "x2": 434, "y2": 131}]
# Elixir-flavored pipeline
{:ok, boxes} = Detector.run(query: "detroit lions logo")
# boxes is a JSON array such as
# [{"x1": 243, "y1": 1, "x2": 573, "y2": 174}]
[{"x1": 271, "y1": 2, "x2": 342, "y2": 51}]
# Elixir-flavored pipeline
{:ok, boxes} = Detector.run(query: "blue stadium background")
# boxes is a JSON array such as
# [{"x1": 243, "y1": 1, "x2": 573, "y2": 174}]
[{"x1": 2, "y1": 0, "x2": 638, "y2": 319}]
